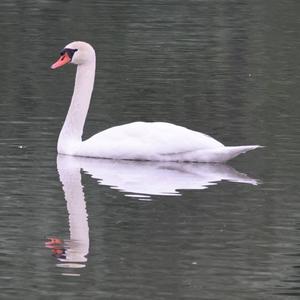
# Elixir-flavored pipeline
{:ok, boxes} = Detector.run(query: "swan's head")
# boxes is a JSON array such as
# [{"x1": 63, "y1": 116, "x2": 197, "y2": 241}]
[{"x1": 51, "y1": 41, "x2": 95, "y2": 69}]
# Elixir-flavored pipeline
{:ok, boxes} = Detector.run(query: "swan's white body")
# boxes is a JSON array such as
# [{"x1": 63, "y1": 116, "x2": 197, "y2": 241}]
[{"x1": 52, "y1": 41, "x2": 262, "y2": 163}]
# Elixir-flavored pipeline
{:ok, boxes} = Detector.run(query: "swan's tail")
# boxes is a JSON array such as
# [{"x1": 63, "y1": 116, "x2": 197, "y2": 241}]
[
  {"x1": 160, "y1": 145, "x2": 263, "y2": 163},
  {"x1": 219, "y1": 145, "x2": 263, "y2": 162}
]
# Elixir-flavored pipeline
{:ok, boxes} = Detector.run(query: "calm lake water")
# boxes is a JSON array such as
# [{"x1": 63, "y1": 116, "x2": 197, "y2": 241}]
[{"x1": 0, "y1": 0, "x2": 299, "y2": 299}]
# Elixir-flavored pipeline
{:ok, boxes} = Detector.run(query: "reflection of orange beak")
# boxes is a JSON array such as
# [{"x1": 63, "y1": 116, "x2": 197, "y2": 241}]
[
  {"x1": 51, "y1": 248, "x2": 65, "y2": 256},
  {"x1": 51, "y1": 53, "x2": 71, "y2": 69}
]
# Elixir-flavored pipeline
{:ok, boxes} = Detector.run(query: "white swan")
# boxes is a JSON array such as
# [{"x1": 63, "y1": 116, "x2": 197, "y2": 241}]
[{"x1": 51, "y1": 41, "x2": 262, "y2": 163}]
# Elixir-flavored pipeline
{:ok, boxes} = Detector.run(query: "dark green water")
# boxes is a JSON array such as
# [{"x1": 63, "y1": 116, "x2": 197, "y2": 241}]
[{"x1": 0, "y1": 1, "x2": 299, "y2": 299}]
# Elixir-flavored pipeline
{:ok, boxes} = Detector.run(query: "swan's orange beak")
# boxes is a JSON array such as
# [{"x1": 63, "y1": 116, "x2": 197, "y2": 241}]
[{"x1": 51, "y1": 53, "x2": 71, "y2": 69}]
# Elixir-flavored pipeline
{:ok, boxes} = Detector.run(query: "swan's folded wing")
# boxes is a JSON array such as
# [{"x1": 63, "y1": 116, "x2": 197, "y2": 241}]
[{"x1": 80, "y1": 121, "x2": 225, "y2": 159}]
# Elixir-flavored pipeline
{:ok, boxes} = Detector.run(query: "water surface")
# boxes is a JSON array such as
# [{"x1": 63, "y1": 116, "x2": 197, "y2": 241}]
[{"x1": 0, "y1": 1, "x2": 299, "y2": 299}]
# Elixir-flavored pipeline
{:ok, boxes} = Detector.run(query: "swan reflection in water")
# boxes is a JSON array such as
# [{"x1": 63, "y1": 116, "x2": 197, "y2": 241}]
[
  {"x1": 45, "y1": 155, "x2": 90, "y2": 275},
  {"x1": 46, "y1": 154, "x2": 260, "y2": 273}
]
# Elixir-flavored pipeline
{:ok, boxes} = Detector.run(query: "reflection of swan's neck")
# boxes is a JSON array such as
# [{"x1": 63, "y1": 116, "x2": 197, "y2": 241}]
[
  {"x1": 57, "y1": 155, "x2": 90, "y2": 263},
  {"x1": 64, "y1": 173, "x2": 89, "y2": 249},
  {"x1": 58, "y1": 59, "x2": 95, "y2": 154}
]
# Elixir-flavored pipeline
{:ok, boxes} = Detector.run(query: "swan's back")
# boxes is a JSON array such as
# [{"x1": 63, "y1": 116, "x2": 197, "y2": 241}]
[{"x1": 79, "y1": 121, "x2": 225, "y2": 161}]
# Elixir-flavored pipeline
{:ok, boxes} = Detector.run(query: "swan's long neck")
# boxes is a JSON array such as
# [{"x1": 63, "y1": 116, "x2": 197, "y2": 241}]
[{"x1": 58, "y1": 57, "x2": 96, "y2": 154}]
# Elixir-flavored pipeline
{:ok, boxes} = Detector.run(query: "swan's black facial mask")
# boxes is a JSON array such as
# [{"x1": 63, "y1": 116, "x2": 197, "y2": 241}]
[
  {"x1": 51, "y1": 48, "x2": 78, "y2": 69},
  {"x1": 60, "y1": 48, "x2": 78, "y2": 59}
]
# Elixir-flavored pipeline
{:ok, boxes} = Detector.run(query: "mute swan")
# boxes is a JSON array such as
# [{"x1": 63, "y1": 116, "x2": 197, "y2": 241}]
[{"x1": 51, "y1": 41, "x2": 262, "y2": 162}]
